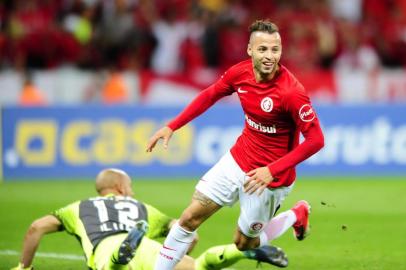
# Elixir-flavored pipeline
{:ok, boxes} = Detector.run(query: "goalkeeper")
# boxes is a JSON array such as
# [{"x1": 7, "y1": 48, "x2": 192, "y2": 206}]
[{"x1": 12, "y1": 168, "x2": 288, "y2": 270}]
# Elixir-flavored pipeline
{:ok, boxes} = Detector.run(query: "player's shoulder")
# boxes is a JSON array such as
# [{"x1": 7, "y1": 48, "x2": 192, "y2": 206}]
[
  {"x1": 223, "y1": 59, "x2": 252, "y2": 79},
  {"x1": 279, "y1": 65, "x2": 306, "y2": 94},
  {"x1": 230, "y1": 59, "x2": 252, "y2": 70},
  {"x1": 62, "y1": 199, "x2": 81, "y2": 209},
  {"x1": 53, "y1": 200, "x2": 80, "y2": 218}
]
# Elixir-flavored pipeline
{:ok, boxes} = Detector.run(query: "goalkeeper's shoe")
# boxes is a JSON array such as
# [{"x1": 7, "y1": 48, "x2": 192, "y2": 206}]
[
  {"x1": 251, "y1": 245, "x2": 288, "y2": 268},
  {"x1": 291, "y1": 200, "x2": 311, "y2": 241},
  {"x1": 115, "y1": 220, "x2": 149, "y2": 265}
]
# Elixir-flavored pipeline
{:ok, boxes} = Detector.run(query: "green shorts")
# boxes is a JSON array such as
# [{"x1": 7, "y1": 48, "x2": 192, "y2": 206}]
[{"x1": 93, "y1": 233, "x2": 162, "y2": 270}]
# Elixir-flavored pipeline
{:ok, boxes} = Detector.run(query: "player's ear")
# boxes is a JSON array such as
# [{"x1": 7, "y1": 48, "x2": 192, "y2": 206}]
[
  {"x1": 116, "y1": 181, "x2": 125, "y2": 195},
  {"x1": 247, "y1": 44, "x2": 252, "y2": 56}
]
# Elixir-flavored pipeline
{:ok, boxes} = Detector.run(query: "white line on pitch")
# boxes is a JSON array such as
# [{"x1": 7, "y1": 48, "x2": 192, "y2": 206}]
[
  {"x1": 0, "y1": 250, "x2": 84, "y2": 261},
  {"x1": 0, "y1": 250, "x2": 238, "y2": 269}
]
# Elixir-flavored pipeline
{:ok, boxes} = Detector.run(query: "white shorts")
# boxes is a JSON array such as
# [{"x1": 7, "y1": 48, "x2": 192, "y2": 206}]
[{"x1": 196, "y1": 151, "x2": 293, "y2": 237}]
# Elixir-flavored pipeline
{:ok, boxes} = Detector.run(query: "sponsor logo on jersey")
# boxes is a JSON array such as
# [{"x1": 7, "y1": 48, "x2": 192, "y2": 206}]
[
  {"x1": 250, "y1": 222, "x2": 264, "y2": 232},
  {"x1": 261, "y1": 97, "x2": 274, "y2": 112},
  {"x1": 299, "y1": 104, "x2": 316, "y2": 122},
  {"x1": 245, "y1": 115, "x2": 276, "y2": 133}
]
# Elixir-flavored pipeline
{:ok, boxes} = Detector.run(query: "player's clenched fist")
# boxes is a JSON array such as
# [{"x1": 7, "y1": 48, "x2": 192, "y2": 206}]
[
  {"x1": 244, "y1": 166, "x2": 274, "y2": 195},
  {"x1": 146, "y1": 126, "x2": 174, "y2": 152}
]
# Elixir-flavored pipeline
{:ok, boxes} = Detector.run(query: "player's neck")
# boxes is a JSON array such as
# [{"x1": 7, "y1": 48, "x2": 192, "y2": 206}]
[
  {"x1": 99, "y1": 189, "x2": 121, "y2": 196},
  {"x1": 254, "y1": 65, "x2": 280, "y2": 83}
]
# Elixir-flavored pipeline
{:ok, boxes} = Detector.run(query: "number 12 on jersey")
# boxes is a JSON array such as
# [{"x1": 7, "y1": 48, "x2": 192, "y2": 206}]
[{"x1": 93, "y1": 199, "x2": 140, "y2": 232}]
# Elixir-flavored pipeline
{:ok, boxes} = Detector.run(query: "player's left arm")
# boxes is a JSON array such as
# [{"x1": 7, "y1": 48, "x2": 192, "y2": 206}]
[
  {"x1": 13, "y1": 215, "x2": 61, "y2": 270},
  {"x1": 268, "y1": 85, "x2": 325, "y2": 176},
  {"x1": 146, "y1": 69, "x2": 236, "y2": 152},
  {"x1": 245, "y1": 86, "x2": 324, "y2": 195}
]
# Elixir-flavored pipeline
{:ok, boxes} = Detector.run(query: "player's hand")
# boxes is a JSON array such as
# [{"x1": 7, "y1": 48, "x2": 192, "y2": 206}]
[
  {"x1": 244, "y1": 166, "x2": 274, "y2": 195},
  {"x1": 146, "y1": 126, "x2": 173, "y2": 152}
]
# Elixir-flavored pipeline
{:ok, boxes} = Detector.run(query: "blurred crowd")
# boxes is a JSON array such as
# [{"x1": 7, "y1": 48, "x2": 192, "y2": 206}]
[{"x1": 0, "y1": 0, "x2": 405, "y2": 75}]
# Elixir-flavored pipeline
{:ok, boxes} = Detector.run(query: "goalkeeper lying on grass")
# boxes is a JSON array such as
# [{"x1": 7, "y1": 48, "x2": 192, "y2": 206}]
[{"x1": 12, "y1": 168, "x2": 288, "y2": 270}]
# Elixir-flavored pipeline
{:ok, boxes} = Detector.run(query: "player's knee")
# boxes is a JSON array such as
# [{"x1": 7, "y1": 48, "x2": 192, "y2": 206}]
[
  {"x1": 178, "y1": 212, "x2": 201, "y2": 231},
  {"x1": 234, "y1": 239, "x2": 249, "y2": 251},
  {"x1": 234, "y1": 237, "x2": 258, "y2": 251},
  {"x1": 179, "y1": 214, "x2": 200, "y2": 232},
  {"x1": 27, "y1": 223, "x2": 39, "y2": 236}
]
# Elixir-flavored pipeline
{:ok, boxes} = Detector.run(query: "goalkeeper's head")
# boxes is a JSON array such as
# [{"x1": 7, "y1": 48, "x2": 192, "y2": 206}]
[{"x1": 95, "y1": 168, "x2": 134, "y2": 197}]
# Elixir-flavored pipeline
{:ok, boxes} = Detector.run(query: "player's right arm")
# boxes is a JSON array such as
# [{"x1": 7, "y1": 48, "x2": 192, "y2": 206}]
[
  {"x1": 146, "y1": 126, "x2": 173, "y2": 152},
  {"x1": 12, "y1": 215, "x2": 61, "y2": 270},
  {"x1": 146, "y1": 70, "x2": 235, "y2": 152}
]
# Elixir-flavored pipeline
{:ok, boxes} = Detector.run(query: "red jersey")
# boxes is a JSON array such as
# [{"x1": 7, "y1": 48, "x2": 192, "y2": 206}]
[{"x1": 168, "y1": 60, "x2": 324, "y2": 187}]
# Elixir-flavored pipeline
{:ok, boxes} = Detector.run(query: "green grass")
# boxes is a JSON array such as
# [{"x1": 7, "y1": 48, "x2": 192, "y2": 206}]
[{"x1": 1, "y1": 177, "x2": 406, "y2": 270}]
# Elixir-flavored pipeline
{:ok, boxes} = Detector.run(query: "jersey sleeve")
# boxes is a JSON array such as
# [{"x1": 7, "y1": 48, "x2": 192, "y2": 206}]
[
  {"x1": 52, "y1": 201, "x2": 80, "y2": 234},
  {"x1": 144, "y1": 203, "x2": 173, "y2": 239},
  {"x1": 267, "y1": 83, "x2": 324, "y2": 177},
  {"x1": 167, "y1": 69, "x2": 235, "y2": 131}
]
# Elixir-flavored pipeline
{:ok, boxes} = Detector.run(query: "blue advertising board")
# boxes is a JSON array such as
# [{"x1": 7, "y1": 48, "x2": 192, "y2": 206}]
[{"x1": 1, "y1": 104, "x2": 406, "y2": 179}]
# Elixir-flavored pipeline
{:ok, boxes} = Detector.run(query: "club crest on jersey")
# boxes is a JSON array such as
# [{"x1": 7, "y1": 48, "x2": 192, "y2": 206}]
[
  {"x1": 260, "y1": 97, "x2": 273, "y2": 112},
  {"x1": 299, "y1": 104, "x2": 316, "y2": 122},
  {"x1": 250, "y1": 222, "x2": 264, "y2": 232}
]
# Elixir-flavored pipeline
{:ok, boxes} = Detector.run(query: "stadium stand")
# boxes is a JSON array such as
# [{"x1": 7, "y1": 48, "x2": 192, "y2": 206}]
[{"x1": 0, "y1": 0, "x2": 405, "y2": 105}]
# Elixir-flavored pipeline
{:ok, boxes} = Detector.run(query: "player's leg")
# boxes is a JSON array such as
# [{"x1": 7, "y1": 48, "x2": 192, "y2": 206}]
[
  {"x1": 233, "y1": 228, "x2": 260, "y2": 250},
  {"x1": 154, "y1": 196, "x2": 221, "y2": 270},
  {"x1": 233, "y1": 209, "x2": 299, "y2": 250},
  {"x1": 173, "y1": 255, "x2": 196, "y2": 270},
  {"x1": 93, "y1": 233, "x2": 128, "y2": 270},
  {"x1": 93, "y1": 222, "x2": 148, "y2": 270},
  {"x1": 194, "y1": 243, "x2": 288, "y2": 270},
  {"x1": 291, "y1": 200, "x2": 311, "y2": 240},
  {"x1": 154, "y1": 152, "x2": 244, "y2": 270},
  {"x1": 257, "y1": 187, "x2": 311, "y2": 243},
  {"x1": 235, "y1": 184, "x2": 293, "y2": 250},
  {"x1": 128, "y1": 237, "x2": 197, "y2": 270},
  {"x1": 235, "y1": 187, "x2": 275, "y2": 250},
  {"x1": 194, "y1": 244, "x2": 245, "y2": 270},
  {"x1": 113, "y1": 221, "x2": 148, "y2": 265},
  {"x1": 261, "y1": 208, "x2": 297, "y2": 241}
]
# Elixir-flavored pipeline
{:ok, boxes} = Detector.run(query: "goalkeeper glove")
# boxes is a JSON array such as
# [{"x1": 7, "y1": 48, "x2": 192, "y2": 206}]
[{"x1": 11, "y1": 262, "x2": 33, "y2": 270}]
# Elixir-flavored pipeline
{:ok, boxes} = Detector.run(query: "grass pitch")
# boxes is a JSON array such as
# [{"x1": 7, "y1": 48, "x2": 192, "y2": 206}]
[{"x1": 0, "y1": 177, "x2": 405, "y2": 270}]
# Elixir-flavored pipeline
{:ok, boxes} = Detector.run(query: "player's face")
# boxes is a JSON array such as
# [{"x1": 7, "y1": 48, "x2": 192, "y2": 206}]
[{"x1": 247, "y1": 31, "x2": 282, "y2": 80}]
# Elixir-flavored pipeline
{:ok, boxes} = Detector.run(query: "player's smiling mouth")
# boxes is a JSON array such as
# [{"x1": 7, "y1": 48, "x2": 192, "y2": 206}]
[{"x1": 262, "y1": 61, "x2": 274, "y2": 69}]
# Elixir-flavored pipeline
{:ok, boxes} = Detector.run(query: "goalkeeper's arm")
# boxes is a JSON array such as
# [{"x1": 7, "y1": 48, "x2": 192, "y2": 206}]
[{"x1": 13, "y1": 215, "x2": 61, "y2": 269}]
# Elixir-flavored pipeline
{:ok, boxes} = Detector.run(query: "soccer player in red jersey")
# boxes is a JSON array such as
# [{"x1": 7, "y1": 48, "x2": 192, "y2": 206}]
[{"x1": 147, "y1": 20, "x2": 325, "y2": 270}]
